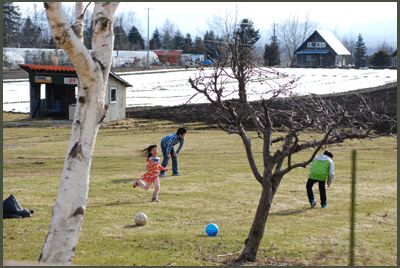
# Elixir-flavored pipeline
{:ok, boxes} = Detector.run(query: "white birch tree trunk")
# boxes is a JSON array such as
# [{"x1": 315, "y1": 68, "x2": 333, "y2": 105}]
[{"x1": 39, "y1": 2, "x2": 119, "y2": 264}]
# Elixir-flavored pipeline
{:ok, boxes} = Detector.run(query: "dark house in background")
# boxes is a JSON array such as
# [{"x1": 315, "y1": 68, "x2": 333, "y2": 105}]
[
  {"x1": 19, "y1": 64, "x2": 132, "y2": 121},
  {"x1": 391, "y1": 50, "x2": 397, "y2": 68},
  {"x1": 294, "y1": 30, "x2": 351, "y2": 68}
]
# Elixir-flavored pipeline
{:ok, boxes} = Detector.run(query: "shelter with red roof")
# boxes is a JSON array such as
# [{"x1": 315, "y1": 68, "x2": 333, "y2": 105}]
[{"x1": 19, "y1": 64, "x2": 132, "y2": 121}]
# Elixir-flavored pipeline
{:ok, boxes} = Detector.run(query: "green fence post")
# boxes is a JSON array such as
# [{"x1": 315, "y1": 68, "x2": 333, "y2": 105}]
[{"x1": 349, "y1": 149, "x2": 357, "y2": 266}]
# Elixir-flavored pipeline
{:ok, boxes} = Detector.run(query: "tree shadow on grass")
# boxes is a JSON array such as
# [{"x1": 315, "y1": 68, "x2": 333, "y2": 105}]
[
  {"x1": 270, "y1": 207, "x2": 309, "y2": 216},
  {"x1": 88, "y1": 198, "x2": 148, "y2": 208}
]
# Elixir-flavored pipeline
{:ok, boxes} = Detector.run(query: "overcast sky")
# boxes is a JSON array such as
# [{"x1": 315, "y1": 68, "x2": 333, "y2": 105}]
[{"x1": 17, "y1": 2, "x2": 397, "y2": 50}]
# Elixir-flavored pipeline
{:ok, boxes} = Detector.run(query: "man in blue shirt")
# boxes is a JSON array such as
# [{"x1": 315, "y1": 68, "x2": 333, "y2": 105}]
[{"x1": 160, "y1": 127, "x2": 187, "y2": 177}]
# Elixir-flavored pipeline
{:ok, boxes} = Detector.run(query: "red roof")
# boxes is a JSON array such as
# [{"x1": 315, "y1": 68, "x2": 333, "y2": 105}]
[
  {"x1": 153, "y1": 50, "x2": 183, "y2": 56},
  {"x1": 19, "y1": 64, "x2": 132, "y2": 87},
  {"x1": 19, "y1": 64, "x2": 76, "y2": 73}
]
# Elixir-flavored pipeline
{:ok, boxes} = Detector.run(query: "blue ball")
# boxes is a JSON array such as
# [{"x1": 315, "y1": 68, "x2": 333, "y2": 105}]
[{"x1": 205, "y1": 223, "x2": 219, "y2": 237}]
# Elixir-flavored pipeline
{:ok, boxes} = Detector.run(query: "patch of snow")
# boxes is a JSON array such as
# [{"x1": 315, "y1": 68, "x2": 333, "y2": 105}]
[{"x1": 3, "y1": 68, "x2": 397, "y2": 113}]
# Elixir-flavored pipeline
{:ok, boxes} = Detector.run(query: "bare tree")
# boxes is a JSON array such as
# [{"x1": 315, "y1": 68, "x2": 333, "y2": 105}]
[
  {"x1": 160, "y1": 19, "x2": 177, "y2": 49},
  {"x1": 189, "y1": 22, "x2": 395, "y2": 263},
  {"x1": 38, "y1": 2, "x2": 119, "y2": 264},
  {"x1": 375, "y1": 39, "x2": 395, "y2": 55},
  {"x1": 277, "y1": 13, "x2": 318, "y2": 66},
  {"x1": 340, "y1": 32, "x2": 356, "y2": 65},
  {"x1": 207, "y1": 10, "x2": 236, "y2": 42},
  {"x1": 115, "y1": 10, "x2": 142, "y2": 36}
]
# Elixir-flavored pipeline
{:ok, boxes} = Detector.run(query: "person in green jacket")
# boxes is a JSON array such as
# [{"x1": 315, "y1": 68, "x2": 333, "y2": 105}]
[{"x1": 306, "y1": 150, "x2": 335, "y2": 208}]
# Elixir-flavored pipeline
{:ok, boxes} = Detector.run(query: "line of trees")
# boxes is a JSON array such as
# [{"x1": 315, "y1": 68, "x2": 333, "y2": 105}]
[
  {"x1": 3, "y1": 2, "x2": 395, "y2": 67},
  {"x1": 2, "y1": 3, "x2": 217, "y2": 56},
  {"x1": 341, "y1": 33, "x2": 395, "y2": 68}
]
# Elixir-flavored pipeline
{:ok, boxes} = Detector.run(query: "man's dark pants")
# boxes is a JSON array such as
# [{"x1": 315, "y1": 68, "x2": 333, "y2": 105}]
[
  {"x1": 306, "y1": 178, "x2": 327, "y2": 206},
  {"x1": 160, "y1": 146, "x2": 178, "y2": 175}
]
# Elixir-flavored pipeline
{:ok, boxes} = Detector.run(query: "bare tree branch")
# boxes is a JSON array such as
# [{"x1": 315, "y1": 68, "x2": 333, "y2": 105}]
[{"x1": 188, "y1": 18, "x2": 396, "y2": 263}]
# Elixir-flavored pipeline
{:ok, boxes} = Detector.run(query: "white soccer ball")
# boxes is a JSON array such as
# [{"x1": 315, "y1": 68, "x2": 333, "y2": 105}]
[{"x1": 134, "y1": 212, "x2": 148, "y2": 226}]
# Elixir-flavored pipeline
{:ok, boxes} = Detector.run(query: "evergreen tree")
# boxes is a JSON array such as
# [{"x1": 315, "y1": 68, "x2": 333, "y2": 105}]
[
  {"x1": 149, "y1": 28, "x2": 162, "y2": 50},
  {"x1": 232, "y1": 18, "x2": 260, "y2": 64},
  {"x1": 264, "y1": 29, "x2": 280, "y2": 66},
  {"x1": 203, "y1": 30, "x2": 218, "y2": 59},
  {"x1": 3, "y1": 2, "x2": 21, "y2": 47},
  {"x1": 48, "y1": 38, "x2": 57, "y2": 49},
  {"x1": 237, "y1": 18, "x2": 260, "y2": 47},
  {"x1": 264, "y1": 42, "x2": 281, "y2": 66},
  {"x1": 354, "y1": 34, "x2": 367, "y2": 68},
  {"x1": 127, "y1": 25, "x2": 144, "y2": 50},
  {"x1": 182, "y1": 33, "x2": 193, "y2": 53},
  {"x1": 162, "y1": 30, "x2": 173, "y2": 49},
  {"x1": 114, "y1": 25, "x2": 130, "y2": 50},
  {"x1": 369, "y1": 50, "x2": 391, "y2": 67},
  {"x1": 31, "y1": 3, "x2": 45, "y2": 47},
  {"x1": 193, "y1": 36, "x2": 205, "y2": 54},
  {"x1": 20, "y1": 17, "x2": 36, "y2": 48},
  {"x1": 172, "y1": 30, "x2": 185, "y2": 50}
]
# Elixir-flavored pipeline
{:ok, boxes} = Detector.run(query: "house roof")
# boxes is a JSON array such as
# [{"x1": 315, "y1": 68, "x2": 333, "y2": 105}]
[
  {"x1": 19, "y1": 64, "x2": 75, "y2": 73},
  {"x1": 315, "y1": 30, "x2": 351, "y2": 55},
  {"x1": 19, "y1": 64, "x2": 132, "y2": 87},
  {"x1": 153, "y1": 50, "x2": 183, "y2": 56},
  {"x1": 295, "y1": 30, "x2": 351, "y2": 56}
]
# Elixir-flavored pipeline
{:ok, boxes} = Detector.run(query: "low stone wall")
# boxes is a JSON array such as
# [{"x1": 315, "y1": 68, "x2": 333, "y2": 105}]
[{"x1": 126, "y1": 82, "x2": 397, "y2": 131}]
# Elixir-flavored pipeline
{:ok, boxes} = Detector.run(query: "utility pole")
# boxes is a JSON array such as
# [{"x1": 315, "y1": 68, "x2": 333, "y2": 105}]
[
  {"x1": 272, "y1": 23, "x2": 277, "y2": 42},
  {"x1": 349, "y1": 150, "x2": 357, "y2": 266},
  {"x1": 273, "y1": 23, "x2": 276, "y2": 39},
  {"x1": 146, "y1": 7, "x2": 150, "y2": 70}
]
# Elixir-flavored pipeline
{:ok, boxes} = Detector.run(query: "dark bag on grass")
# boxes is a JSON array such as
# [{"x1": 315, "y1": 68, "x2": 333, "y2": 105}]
[{"x1": 3, "y1": 195, "x2": 33, "y2": 219}]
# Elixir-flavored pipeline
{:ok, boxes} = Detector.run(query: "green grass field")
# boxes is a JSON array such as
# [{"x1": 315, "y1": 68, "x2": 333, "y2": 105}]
[{"x1": 3, "y1": 114, "x2": 397, "y2": 266}]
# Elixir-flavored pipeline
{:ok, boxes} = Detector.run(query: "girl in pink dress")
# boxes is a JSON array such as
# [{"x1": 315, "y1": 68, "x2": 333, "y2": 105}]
[{"x1": 133, "y1": 145, "x2": 168, "y2": 202}]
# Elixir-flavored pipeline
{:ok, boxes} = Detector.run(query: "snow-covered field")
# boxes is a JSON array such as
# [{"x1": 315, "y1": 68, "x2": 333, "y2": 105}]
[{"x1": 3, "y1": 68, "x2": 397, "y2": 113}]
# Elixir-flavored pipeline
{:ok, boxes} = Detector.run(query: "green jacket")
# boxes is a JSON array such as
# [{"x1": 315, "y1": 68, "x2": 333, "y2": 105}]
[{"x1": 309, "y1": 155, "x2": 335, "y2": 183}]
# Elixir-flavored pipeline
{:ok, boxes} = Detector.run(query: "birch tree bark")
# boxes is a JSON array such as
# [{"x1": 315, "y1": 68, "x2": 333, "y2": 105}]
[{"x1": 39, "y1": 2, "x2": 119, "y2": 264}]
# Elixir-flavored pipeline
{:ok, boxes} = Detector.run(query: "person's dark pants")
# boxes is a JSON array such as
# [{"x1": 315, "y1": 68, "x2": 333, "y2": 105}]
[
  {"x1": 306, "y1": 178, "x2": 327, "y2": 206},
  {"x1": 160, "y1": 145, "x2": 178, "y2": 175}
]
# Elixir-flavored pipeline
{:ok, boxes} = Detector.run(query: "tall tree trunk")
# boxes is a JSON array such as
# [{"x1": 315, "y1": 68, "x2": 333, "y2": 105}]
[
  {"x1": 237, "y1": 178, "x2": 273, "y2": 262},
  {"x1": 39, "y1": 2, "x2": 119, "y2": 264},
  {"x1": 237, "y1": 174, "x2": 283, "y2": 263}
]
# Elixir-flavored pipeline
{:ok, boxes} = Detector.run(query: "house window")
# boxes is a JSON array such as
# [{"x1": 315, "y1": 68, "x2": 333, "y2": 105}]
[
  {"x1": 307, "y1": 42, "x2": 326, "y2": 48},
  {"x1": 110, "y1": 87, "x2": 117, "y2": 103},
  {"x1": 306, "y1": 55, "x2": 312, "y2": 61}
]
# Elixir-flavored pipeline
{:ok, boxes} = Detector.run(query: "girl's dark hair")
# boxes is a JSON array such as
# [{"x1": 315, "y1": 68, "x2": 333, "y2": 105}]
[
  {"x1": 177, "y1": 127, "x2": 187, "y2": 135},
  {"x1": 141, "y1": 144, "x2": 157, "y2": 159}
]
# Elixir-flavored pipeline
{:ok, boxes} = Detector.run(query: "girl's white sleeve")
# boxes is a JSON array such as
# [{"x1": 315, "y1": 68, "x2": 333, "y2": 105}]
[{"x1": 328, "y1": 160, "x2": 335, "y2": 182}]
